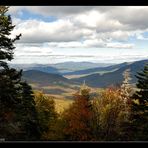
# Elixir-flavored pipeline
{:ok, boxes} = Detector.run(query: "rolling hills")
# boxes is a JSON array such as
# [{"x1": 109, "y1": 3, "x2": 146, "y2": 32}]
[
  {"x1": 71, "y1": 59, "x2": 148, "y2": 88},
  {"x1": 22, "y1": 70, "x2": 80, "y2": 99},
  {"x1": 20, "y1": 59, "x2": 148, "y2": 97},
  {"x1": 64, "y1": 62, "x2": 128, "y2": 78},
  {"x1": 22, "y1": 70, "x2": 71, "y2": 86},
  {"x1": 10, "y1": 61, "x2": 114, "y2": 74}
]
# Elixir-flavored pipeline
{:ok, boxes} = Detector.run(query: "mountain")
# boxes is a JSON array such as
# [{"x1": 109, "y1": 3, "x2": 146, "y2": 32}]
[
  {"x1": 50, "y1": 61, "x2": 114, "y2": 73},
  {"x1": 27, "y1": 66, "x2": 60, "y2": 74},
  {"x1": 22, "y1": 70, "x2": 71, "y2": 86},
  {"x1": 10, "y1": 64, "x2": 60, "y2": 74},
  {"x1": 10, "y1": 62, "x2": 114, "y2": 74},
  {"x1": 64, "y1": 62, "x2": 128, "y2": 76},
  {"x1": 71, "y1": 59, "x2": 148, "y2": 88},
  {"x1": 22, "y1": 70, "x2": 80, "y2": 98}
]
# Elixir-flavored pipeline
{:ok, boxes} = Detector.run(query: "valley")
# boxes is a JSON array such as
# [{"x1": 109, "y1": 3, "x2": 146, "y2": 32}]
[{"x1": 15, "y1": 59, "x2": 148, "y2": 100}]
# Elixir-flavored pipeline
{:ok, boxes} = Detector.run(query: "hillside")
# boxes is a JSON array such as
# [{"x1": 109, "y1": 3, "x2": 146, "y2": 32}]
[
  {"x1": 72, "y1": 59, "x2": 148, "y2": 88},
  {"x1": 10, "y1": 62, "x2": 114, "y2": 74},
  {"x1": 22, "y1": 70, "x2": 80, "y2": 99},
  {"x1": 51, "y1": 61, "x2": 114, "y2": 73},
  {"x1": 64, "y1": 62, "x2": 128, "y2": 78},
  {"x1": 22, "y1": 70, "x2": 70, "y2": 86}
]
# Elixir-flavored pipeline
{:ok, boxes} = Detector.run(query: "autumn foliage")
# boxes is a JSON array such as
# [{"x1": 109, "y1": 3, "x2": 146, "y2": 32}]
[{"x1": 62, "y1": 87, "x2": 94, "y2": 141}]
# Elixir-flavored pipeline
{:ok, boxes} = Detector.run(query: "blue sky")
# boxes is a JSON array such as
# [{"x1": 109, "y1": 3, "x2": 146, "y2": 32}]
[{"x1": 8, "y1": 6, "x2": 148, "y2": 64}]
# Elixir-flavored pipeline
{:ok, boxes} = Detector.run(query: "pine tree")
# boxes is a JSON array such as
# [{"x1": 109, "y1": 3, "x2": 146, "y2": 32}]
[
  {"x1": 0, "y1": 6, "x2": 40, "y2": 140},
  {"x1": 16, "y1": 82, "x2": 41, "y2": 140},
  {"x1": 0, "y1": 6, "x2": 21, "y2": 61},
  {"x1": 131, "y1": 63, "x2": 148, "y2": 140}
]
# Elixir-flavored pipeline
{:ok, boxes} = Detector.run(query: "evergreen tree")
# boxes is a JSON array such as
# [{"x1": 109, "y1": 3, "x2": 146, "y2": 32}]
[
  {"x1": 16, "y1": 82, "x2": 41, "y2": 140},
  {"x1": 131, "y1": 63, "x2": 148, "y2": 140},
  {"x1": 0, "y1": 6, "x2": 21, "y2": 61},
  {"x1": 0, "y1": 6, "x2": 40, "y2": 140}
]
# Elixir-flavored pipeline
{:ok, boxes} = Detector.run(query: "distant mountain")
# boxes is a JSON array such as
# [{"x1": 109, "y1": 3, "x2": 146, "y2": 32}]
[
  {"x1": 22, "y1": 70, "x2": 72, "y2": 86},
  {"x1": 10, "y1": 64, "x2": 60, "y2": 74},
  {"x1": 71, "y1": 59, "x2": 148, "y2": 88},
  {"x1": 9, "y1": 63, "x2": 44, "y2": 70},
  {"x1": 10, "y1": 62, "x2": 114, "y2": 74},
  {"x1": 50, "y1": 61, "x2": 114, "y2": 73},
  {"x1": 27, "y1": 66, "x2": 60, "y2": 74},
  {"x1": 22, "y1": 70, "x2": 81, "y2": 98},
  {"x1": 64, "y1": 62, "x2": 128, "y2": 75}
]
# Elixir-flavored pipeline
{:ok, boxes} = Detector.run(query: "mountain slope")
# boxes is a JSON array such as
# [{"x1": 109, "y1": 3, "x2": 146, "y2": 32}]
[
  {"x1": 28, "y1": 66, "x2": 60, "y2": 74},
  {"x1": 10, "y1": 62, "x2": 114, "y2": 74},
  {"x1": 64, "y1": 62, "x2": 128, "y2": 75},
  {"x1": 22, "y1": 70, "x2": 80, "y2": 98},
  {"x1": 10, "y1": 64, "x2": 60, "y2": 74},
  {"x1": 72, "y1": 59, "x2": 148, "y2": 88},
  {"x1": 52, "y1": 61, "x2": 113, "y2": 73},
  {"x1": 22, "y1": 70, "x2": 70, "y2": 86}
]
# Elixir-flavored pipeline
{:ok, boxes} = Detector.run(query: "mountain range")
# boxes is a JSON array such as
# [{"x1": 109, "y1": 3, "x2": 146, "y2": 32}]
[
  {"x1": 17, "y1": 59, "x2": 148, "y2": 98},
  {"x1": 72, "y1": 59, "x2": 148, "y2": 87},
  {"x1": 21, "y1": 59, "x2": 148, "y2": 88},
  {"x1": 10, "y1": 62, "x2": 114, "y2": 74},
  {"x1": 22, "y1": 70, "x2": 73, "y2": 86}
]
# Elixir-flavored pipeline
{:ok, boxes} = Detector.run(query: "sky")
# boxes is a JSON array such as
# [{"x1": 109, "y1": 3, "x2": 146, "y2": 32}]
[{"x1": 8, "y1": 6, "x2": 148, "y2": 64}]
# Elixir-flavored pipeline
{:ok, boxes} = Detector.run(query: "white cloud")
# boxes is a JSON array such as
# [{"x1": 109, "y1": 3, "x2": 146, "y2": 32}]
[
  {"x1": 8, "y1": 6, "x2": 148, "y2": 64},
  {"x1": 11, "y1": 6, "x2": 148, "y2": 48},
  {"x1": 12, "y1": 18, "x2": 93, "y2": 44},
  {"x1": 136, "y1": 34, "x2": 148, "y2": 40},
  {"x1": 9, "y1": 6, "x2": 95, "y2": 18},
  {"x1": 14, "y1": 43, "x2": 52, "y2": 56},
  {"x1": 106, "y1": 42, "x2": 134, "y2": 49}
]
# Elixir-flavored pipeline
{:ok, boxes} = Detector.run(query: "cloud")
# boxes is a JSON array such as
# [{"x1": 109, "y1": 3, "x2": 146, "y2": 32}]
[
  {"x1": 11, "y1": 6, "x2": 148, "y2": 49},
  {"x1": 12, "y1": 19, "x2": 93, "y2": 43},
  {"x1": 9, "y1": 6, "x2": 95, "y2": 18},
  {"x1": 7, "y1": 6, "x2": 148, "y2": 64},
  {"x1": 14, "y1": 43, "x2": 52, "y2": 56},
  {"x1": 136, "y1": 34, "x2": 148, "y2": 40},
  {"x1": 11, "y1": 14, "x2": 135, "y2": 49},
  {"x1": 106, "y1": 6, "x2": 148, "y2": 30},
  {"x1": 106, "y1": 42, "x2": 134, "y2": 49}
]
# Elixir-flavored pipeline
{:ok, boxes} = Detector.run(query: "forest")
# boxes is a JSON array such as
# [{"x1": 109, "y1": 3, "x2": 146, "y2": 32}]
[{"x1": 0, "y1": 6, "x2": 148, "y2": 141}]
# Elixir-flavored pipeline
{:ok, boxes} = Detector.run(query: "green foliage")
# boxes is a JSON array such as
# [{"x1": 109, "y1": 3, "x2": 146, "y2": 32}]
[
  {"x1": 0, "y1": 6, "x2": 40, "y2": 141},
  {"x1": 0, "y1": 6, "x2": 21, "y2": 61},
  {"x1": 131, "y1": 63, "x2": 148, "y2": 140},
  {"x1": 0, "y1": 65, "x2": 41, "y2": 140},
  {"x1": 34, "y1": 91, "x2": 58, "y2": 140},
  {"x1": 92, "y1": 86, "x2": 133, "y2": 141}
]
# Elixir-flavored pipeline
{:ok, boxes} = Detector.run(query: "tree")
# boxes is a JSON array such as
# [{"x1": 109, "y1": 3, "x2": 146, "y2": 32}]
[
  {"x1": 0, "y1": 64, "x2": 23, "y2": 140},
  {"x1": 62, "y1": 84, "x2": 94, "y2": 141},
  {"x1": 92, "y1": 88, "x2": 124, "y2": 140},
  {"x1": 120, "y1": 69, "x2": 132, "y2": 107},
  {"x1": 0, "y1": 6, "x2": 21, "y2": 61},
  {"x1": 0, "y1": 6, "x2": 40, "y2": 140},
  {"x1": 117, "y1": 69, "x2": 133, "y2": 140},
  {"x1": 34, "y1": 91, "x2": 58, "y2": 140},
  {"x1": 15, "y1": 82, "x2": 41, "y2": 140},
  {"x1": 131, "y1": 63, "x2": 148, "y2": 140}
]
